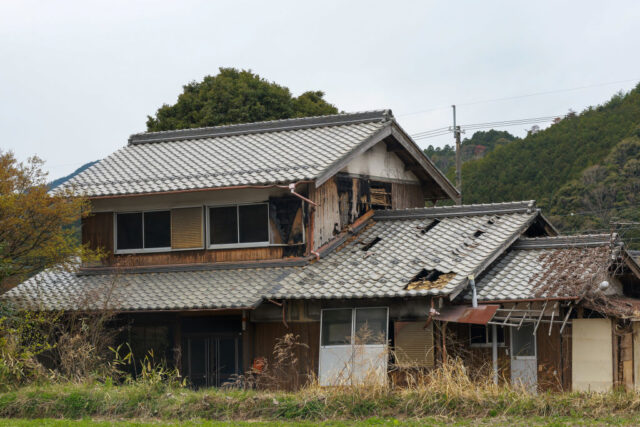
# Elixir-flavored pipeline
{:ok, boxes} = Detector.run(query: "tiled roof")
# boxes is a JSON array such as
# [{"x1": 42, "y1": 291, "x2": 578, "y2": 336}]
[
  {"x1": 61, "y1": 111, "x2": 401, "y2": 197},
  {"x1": 268, "y1": 202, "x2": 539, "y2": 300},
  {"x1": 2, "y1": 265, "x2": 294, "y2": 311},
  {"x1": 2, "y1": 202, "x2": 542, "y2": 311},
  {"x1": 470, "y1": 234, "x2": 623, "y2": 301}
]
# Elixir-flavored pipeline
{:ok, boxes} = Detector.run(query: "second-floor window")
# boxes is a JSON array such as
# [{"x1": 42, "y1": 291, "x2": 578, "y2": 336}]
[
  {"x1": 208, "y1": 203, "x2": 269, "y2": 247},
  {"x1": 116, "y1": 211, "x2": 171, "y2": 252}
]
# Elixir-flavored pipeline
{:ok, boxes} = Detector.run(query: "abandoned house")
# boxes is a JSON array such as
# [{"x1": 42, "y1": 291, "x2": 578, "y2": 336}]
[{"x1": 4, "y1": 110, "x2": 640, "y2": 392}]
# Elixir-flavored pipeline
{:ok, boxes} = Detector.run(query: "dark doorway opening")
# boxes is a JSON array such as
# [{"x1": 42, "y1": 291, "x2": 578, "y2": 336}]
[{"x1": 183, "y1": 334, "x2": 242, "y2": 388}]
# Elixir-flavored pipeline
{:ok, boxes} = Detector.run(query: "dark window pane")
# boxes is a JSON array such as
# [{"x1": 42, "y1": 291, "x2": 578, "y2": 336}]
[
  {"x1": 116, "y1": 213, "x2": 142, "y2": 250},
  {"x1": 322, "y1": 309, "x2": 352, "y2": 346},
  {"x1": 239, "y1": 204, "x2": 268, "y2": 243},
  {"x1": 355, "y1": 308, "x2": 387, "y2": 345},
  {"x1": 512, "y1": 323, "x2": 535, "y2": 357},
  {"x1": 210, "y1": 206, "x2": 238, "y2": 244},
  {"x1": 470, "y1": 324, "x2": 487, "y2": 345},
  {"x1": 144, "y1": 211, "x2": 171, "y2": 248},
  {"x1": 488, "y1": 325, "x2": 505, "y2": 344}
]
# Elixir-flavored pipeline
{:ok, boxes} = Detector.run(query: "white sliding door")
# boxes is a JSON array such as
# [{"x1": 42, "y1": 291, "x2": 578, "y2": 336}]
[{"x1": 319, "y1": 307, "x2": 388, "y2": 386}]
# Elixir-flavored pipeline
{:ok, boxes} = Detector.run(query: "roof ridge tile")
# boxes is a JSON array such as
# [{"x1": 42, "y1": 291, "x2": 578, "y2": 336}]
[{"x1": 129, "y1": 110, "x2": 392, "y2": 145}]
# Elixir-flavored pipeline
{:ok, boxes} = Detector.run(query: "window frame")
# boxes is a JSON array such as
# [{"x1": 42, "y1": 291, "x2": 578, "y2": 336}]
[
  {"x1": 113, "y1": 209, "x2": 172, "y2": 254},
  {"x1": 320, "y1": 307, "x2": 389, "y2": 349},
  {"x1": 469, "y1": 324, "x2": 506, "y2": 348},
  {"x1": 206, "y1": 202, "x2": 271, "y2": 249}
]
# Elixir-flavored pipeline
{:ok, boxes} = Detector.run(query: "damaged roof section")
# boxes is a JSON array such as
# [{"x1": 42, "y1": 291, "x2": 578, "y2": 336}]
[
  {"x1": 470, "y1": 234, "x2": 640, "y2": 302},
  {"x1": 406, "y1": 269, "x2": 455, "y2": 291},
  {"x1": 268, "y1": 201, "x2": 543, "y2": 300},
  {"x1": 3, "y1": 201, "x2": 551, "y2": 311}
]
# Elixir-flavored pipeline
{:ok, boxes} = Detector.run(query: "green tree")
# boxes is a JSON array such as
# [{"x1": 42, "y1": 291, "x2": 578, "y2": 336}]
[
  {"x1": 0, "y1": 152, "x2": 97, "y2": 290},
  {"x1": 146, "y1": 68, "x2": 338, "y2": 131}
]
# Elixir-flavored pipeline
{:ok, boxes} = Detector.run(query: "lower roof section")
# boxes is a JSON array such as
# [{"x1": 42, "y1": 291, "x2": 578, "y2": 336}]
[
  {"x1": 469, "y1": 234, "x2": 640, "y2": 302},
  {"x1": 1, "y1": 266, "x2": 294, "y2": 311},
  {"x1": 2, "y1": 201, "x2": 545, "y2": 312}
]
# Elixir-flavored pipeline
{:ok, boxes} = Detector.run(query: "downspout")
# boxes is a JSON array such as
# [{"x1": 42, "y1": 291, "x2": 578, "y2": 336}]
[
  {"x1": 468, "y1": 275, "x2": 478, "y2": 308},
  {"x1": 492, "y1": 324, "x2": 498, "y2": 385},
  {"x1": 470, "y1": 274, "x2": 496, "y2": 383}
]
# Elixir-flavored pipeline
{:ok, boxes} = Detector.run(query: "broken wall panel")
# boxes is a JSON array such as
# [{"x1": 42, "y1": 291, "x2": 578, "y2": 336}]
[
  {"x1": 310, "y1": 178, "x2": 341, "y2": 249},
  {"x1": 268, "y1": 196, "x2": 305, "y2": 245},
  {"x1": 572, "y1": 318, "x2": 613, "y2": 392},
  {"x1": 391, "y1": 182, "x2": 425, "y2": 209}
]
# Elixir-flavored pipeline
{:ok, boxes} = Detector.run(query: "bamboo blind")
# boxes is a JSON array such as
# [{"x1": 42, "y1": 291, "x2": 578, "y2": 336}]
[
  {"x1": 394, "y1": 321, "x2": 435, "y2": 368},
  {"x1": 171, "y1": 207, "x2": 204, "y2": 249}
]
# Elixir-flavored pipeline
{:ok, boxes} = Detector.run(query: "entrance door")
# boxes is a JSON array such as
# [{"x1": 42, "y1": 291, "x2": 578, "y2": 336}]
[
  {"x1": 185, "y1": 335, "x2": 240, "y2": 387},
  {"x1": 510, "y1": 324, "x2": 537, "y2": 392}
]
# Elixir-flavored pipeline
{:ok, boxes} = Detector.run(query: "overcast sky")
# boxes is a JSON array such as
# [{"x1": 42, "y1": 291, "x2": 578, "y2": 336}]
[{"x1": 2, "y1": 1, "x2": 639, "y2": 180}]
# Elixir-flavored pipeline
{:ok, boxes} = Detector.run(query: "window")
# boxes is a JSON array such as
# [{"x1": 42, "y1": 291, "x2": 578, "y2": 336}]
[
  {"x1": 321, "y1": 307, "x2": 388, "y2": 347},
  {"x1": 116, "y1": 211, "x2": 171, "y2": 252},
  {"x1": 355, "y1": 308, "x2": 387, "y2": 345},
  {"x1": 321, "y1": 309, "x2": 352, "y2": 346},
  {"x1": 209, "y1": 203, "x2": 269, "y2": 247},
  {"x1": 470, "y1": 324, "x2": 505, "y2": 347},
  {"x1": 511, "y1": 323, "x2": 535, "y2": 357}
]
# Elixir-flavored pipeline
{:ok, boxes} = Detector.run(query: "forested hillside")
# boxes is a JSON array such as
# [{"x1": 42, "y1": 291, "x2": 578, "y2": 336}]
[
  {"x1": 424, "y1": 129, "x2": 516, "y2": 173},
  {"x1": 458, "y1": 84, "x2": 640, "y2": 246},
  {"x1": 461, "y1": 85, "x2": 640, "y2": 208}
]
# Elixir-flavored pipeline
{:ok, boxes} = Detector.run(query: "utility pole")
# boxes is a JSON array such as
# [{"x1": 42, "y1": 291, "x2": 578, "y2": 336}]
[{"x1": 452, "y1": 105, "x2": 462, "y2": 205}]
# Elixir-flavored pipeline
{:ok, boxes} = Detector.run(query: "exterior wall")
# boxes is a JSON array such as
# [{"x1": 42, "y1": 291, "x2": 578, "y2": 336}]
[
  {"x1": 447, "y1": 323, "x2": 511, "y2": 383},
  {"x1": 310, "y1": 176, "x2": 425, "y2": 249},
  {"x1": 83, "y1": 186, "x2": 306, "y2": 266},
  {"x1": 391, "y1": 182, "x2": 425, "y2": 209},
  {"x1": 536, "y1": 323, "x2": 570, "y2": 392},
  {"x1": 341, "y1": 141, "x2": 420, "y2": 183},
  {"x1": 572, "y1": 318, "x2": 613, "y2": 392},
  {"x1": 90, "y1": 187, "x2": 294, "y2": 213},
  {"x1": 252, "y1": 321, "x2": 320, "y2": 389}
]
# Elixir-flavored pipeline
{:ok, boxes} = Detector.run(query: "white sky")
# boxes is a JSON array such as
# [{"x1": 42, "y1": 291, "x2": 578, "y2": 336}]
[{"x1": 1, "y1": 0, "x2": 639, "y2": 180}]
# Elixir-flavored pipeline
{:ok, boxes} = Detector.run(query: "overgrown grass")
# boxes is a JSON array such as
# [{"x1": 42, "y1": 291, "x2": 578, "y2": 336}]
[{"x1": 2, "y1": 379, "x2": 640, "y2": 423}]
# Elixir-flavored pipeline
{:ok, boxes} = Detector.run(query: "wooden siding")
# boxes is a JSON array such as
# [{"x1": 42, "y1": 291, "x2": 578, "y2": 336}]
[
  {"x1": 536, "y1": 323, "x2": 566, "y2": 392},
  {"x1": 310, "y1": 176, "x2": 426, "y2": 250},
  {"x1": 252, "y1": 321, "x2": 320, "y2": 389},
  {"x1": 391, "y1": 183, "x2": 425, "y2": 209},
  {"x1": 82, "y1": 212, "x2": 114, "y2": 253},
  {"x1": 110, "y1": 246, "x2": 285, "y2": 266},
  {"x1": 310, "y1": 178, "x2": 341, "y2": 249}
]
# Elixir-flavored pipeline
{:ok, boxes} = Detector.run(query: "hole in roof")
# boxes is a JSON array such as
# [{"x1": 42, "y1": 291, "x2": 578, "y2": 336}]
[
  {"x1": 362, "y1": 236, "x2": 382, "y2": 252},
  {"x1": 420, "y1": 219, "x2": 440, "y2": 235},
  {"x1": 473, "y1": 230, "x2": 485, "y2": 238},
  {"x1": 407, "y1": 268, "x2": 455, "y2": 291},
  {"x1": 411, "y1": 268, "x2": 444, "y2": 282}
]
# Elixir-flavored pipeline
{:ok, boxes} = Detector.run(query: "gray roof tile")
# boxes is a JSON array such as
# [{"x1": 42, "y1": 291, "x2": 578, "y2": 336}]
[
  {"x1": 469, "y1": 234, "x2": 630, "y2": 301},
  {"x1": 3, "y1": 202, "x2": 541, "y2": 311},
  {"x1": 63, "y1": 111, "x2": 392, "y2": 197}
]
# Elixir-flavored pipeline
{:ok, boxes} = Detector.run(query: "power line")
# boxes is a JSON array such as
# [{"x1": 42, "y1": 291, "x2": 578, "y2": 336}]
[
  {"x1": 398, "y1": 77, "x2": 640, "y2": 118},
  {"x1": 411, "y1": 114, "x2": 564, "y2": 141}
]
